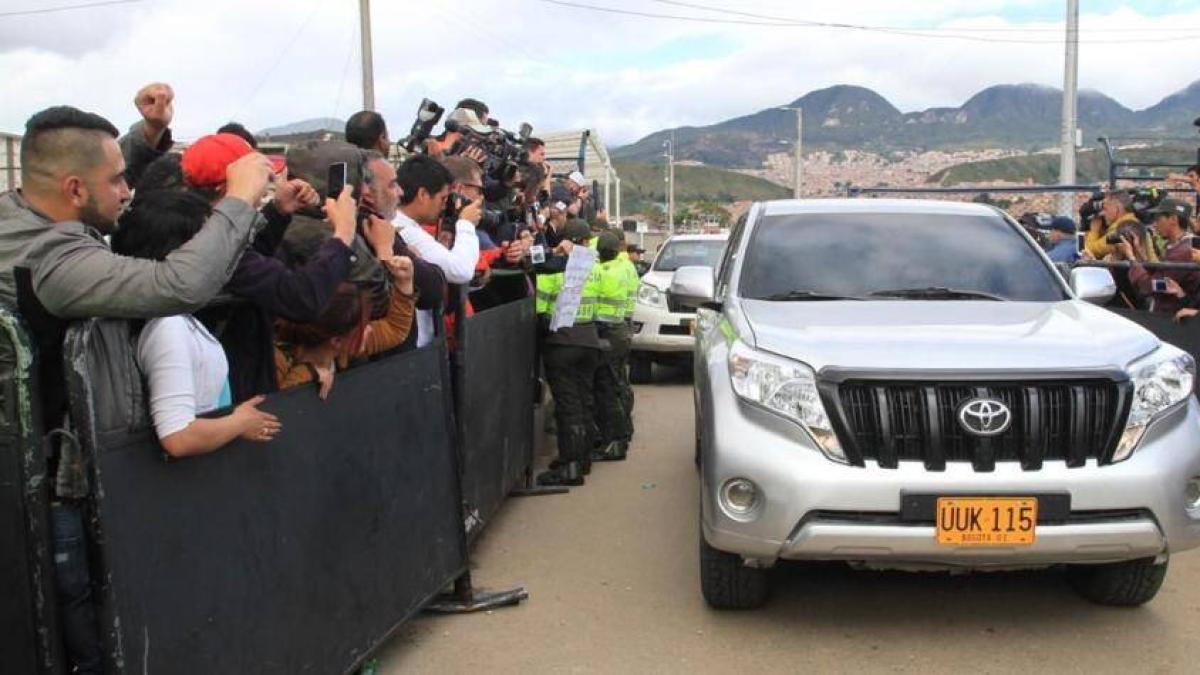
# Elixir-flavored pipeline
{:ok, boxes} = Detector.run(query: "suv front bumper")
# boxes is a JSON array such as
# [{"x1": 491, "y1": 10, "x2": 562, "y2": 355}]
[
  {"x1": 631, "y1": 302, "x2": 695, "y2": 354},
  {"x1": 700, "y1": 367, "x2": 1200, "y2": 568}
]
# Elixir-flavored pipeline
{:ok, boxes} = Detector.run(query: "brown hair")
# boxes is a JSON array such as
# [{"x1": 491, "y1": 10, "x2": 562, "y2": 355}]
[{"x1": 276, "y1": 283, "x2": 371, "y2": 354}]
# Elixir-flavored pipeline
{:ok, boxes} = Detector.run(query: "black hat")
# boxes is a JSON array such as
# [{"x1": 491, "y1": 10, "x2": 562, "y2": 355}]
[
  {"x1": 563, "y1": 219, "x2": 591, "y2": 244},
  {"x1": 1148, "y1": 198, "x2": 1193, "y2": 222},
  {"x1": 597, "y1": 231, "x2": 621, "y2": 255}
]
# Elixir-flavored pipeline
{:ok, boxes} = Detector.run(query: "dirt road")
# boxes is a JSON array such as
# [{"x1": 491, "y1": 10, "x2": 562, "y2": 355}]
[{"x1": 377, "y1": 380, "x2": 1200, "y2": 674}]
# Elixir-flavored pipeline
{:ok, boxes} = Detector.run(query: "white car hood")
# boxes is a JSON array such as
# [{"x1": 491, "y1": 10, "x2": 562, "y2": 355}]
[{"x1": 739, "y1": 300, "x2": 1159, "y2": 374}]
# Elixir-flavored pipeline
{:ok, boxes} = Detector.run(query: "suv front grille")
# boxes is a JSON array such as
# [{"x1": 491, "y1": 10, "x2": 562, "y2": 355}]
[{"x1": 827, "y1": 378, "x2": 1132, "y2": 471}]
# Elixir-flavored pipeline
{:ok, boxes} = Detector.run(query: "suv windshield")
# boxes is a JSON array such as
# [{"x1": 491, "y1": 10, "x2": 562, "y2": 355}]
[
  {"x1": 653, "y1": 239, "x2": 727, "y2": 272},
  {"x1": 739, "y1": 213, "x2": 1067, "y2": 302}
]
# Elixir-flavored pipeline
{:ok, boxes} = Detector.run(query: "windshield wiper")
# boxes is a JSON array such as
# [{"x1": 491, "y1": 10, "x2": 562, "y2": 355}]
[
  {"x1": 869, "y1": 287, "x2": 1006, "y2": 301},
  {"x1": 759, "y1": 290, "x2": 864, "y2": 302}
]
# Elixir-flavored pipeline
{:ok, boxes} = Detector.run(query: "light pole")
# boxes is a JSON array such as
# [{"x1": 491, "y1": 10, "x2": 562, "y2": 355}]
[
  {"x1": 663, "y1": 134, "x2": 675, "y2": 234},
  {"x1": 359, "y1": 0, "x2": 375, "y2": 111},
  {"x1": 780, "y1": 107, "x2": 803, "y2": 199},
  {"x1": 1058, "y1": 0, "x2": 1079, "y2": 216}
]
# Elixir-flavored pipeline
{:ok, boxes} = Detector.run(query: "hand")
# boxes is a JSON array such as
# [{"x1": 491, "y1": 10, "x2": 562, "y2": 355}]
[
  {"x1": 361, "y1": 214, "x2": 396, "y2": 257},
  {"x1": 233, "y1": 395, "x2": 281, "y2": 442},
  {"x1": 1079, "y1": 248, "x2": 1096, "y2": 262},
  {"x1": 1165, "y1": 277, "x2": 1186, "y2": 299},
  {"x1": 134, "y1": 82, "x2": 174, "y2": 137},
  {"x1": 458, "y1": 198, "x2": 483, "y2": 227},
  {"x1": 554, "y1": 239, "x2": 575, "y2": 255},
  {"x1": 311, "y1": 361, "x2": 336, "y2": 400},
  {"x1": 274, "y1": 179, "x2": 318, "y2": 215},
  {"x1": 1114, "y1": 236, "x2": 1136, "y2": 261},
  {"x1": 1176, "y1": 308, "x2": 1199, "y2": 323},
  {"x1": 503, "y1": 240, "x2": 525, "y2": 265},
  {"x1": 323, "y1": 186, "x2": 358, "y2": 246},
  {"x1": 474, "y1": 266, "x2": 492, "y2": 287},
  {"x1": 567, "y1": 200, "x2": 581, "y2": 216},
  {"x1": 461, "y1": 146, "x2": 487, "y2": 166},
  {"x1": 225, "y1": 153, "x2": 274, "y2": 206},
  {"x1": 384, "y1": 255, "x2": 415, "y2": 296}
]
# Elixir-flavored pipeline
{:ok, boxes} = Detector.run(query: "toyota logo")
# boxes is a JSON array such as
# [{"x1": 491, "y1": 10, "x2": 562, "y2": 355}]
[{"x1": 957, "y1": 398, "x2": 1012, "y2": 436}]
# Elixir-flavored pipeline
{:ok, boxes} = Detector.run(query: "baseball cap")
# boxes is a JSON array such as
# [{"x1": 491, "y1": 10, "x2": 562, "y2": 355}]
[
  {"x1": 596, "y1": 231, "x2": 621, "y2": 255},
  {"x1": 567, "y1": 171, "x2": 587, "y2": 188},
  {"x1": 1040, "y1": 216, "x2": 1076, "y2": 234},
  {"x1": 446, "y1": 108, "x2": 492, "y2": 134},
  {"x1": 181, "y1": 133, "x2": 284, "y2": 188},
  {"x1": 1148, "y1": 198, "x2": 1194, "y2": 221},
  {"x1": 563, "y1": 219, "x2": 591, "y2": 244}
]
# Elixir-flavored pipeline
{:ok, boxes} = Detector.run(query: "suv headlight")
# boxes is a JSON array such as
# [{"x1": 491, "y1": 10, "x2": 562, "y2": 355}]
[
  {"x1": 1114, "y1": 348, "x2": 1195, "y2": 462},
  {"x1": 727, "y1": 340, "x2": 845, "y2": 463},
  {"x1": 637, "y1": 284, "x2": 665, "y2": 308}
]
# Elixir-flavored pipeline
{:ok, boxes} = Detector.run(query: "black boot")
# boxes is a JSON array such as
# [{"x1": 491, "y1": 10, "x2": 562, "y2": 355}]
[{"x1": 537, "y1": 462, "x2": 584, "y2": 486}]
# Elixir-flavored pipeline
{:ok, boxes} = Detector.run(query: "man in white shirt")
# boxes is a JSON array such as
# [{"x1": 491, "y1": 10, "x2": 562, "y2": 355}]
[{"x1": 392, "y1": 154, "x2": 482, "y2": 345}]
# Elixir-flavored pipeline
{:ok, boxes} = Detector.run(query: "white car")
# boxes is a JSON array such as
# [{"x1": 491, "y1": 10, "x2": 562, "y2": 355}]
[{"x1": 630, "y1": 233, "x2": 729, "y2": 383}]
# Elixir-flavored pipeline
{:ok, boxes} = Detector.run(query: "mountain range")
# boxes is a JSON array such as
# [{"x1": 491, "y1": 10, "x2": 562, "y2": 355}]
[{"x1": 613, "y1": 81, "x2": 1200, "y2": 168}]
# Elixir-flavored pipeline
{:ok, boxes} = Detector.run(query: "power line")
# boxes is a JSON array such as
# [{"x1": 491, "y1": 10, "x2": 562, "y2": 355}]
[
  {"x1": 0, "y1": 0, "x2": 141, "y2": 18},
  {"x1": 651, "y1": 0, "x2": 1200, "y2": 34},
  {"x1": 234, "y1": 0, "x2": 326, "y2": 120},
  {"x1": 536, "y1": 0, "x2": 1200, "y2": 45}
]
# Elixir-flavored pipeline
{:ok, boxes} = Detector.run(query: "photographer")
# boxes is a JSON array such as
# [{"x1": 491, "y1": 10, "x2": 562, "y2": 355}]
[
  {"x1": 1086, "y1": 190, "x2": 1142, "y2": 260},
  {"x1": 394, "y1": 154, "x2": 482, "y2": 285},
  {"x1": 1122, "y1": 199, "x2": 1198, "y2": 314}
]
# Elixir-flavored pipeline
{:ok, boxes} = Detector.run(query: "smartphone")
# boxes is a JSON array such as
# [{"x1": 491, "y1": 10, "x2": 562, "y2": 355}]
[
  {"x1": 1152, "y1": 278, "x2": 1169, "y2": 294},
  {"x1": 327, "y1": 162, "x2": 348, "y2": 200},
  {"x1": 1076, "y1": 232, "x2": 1087, "y2": 254}
]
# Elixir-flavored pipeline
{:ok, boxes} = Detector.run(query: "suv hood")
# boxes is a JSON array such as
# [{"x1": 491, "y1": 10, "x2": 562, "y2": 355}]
[{"x1": 740, "y1": 300, "x2": 1159, "y2": 373}]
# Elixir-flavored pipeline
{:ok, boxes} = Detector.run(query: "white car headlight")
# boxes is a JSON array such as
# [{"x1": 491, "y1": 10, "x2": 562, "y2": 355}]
[
  {"x1": 1114, "y1": 348, "x2": 1195, "y2": 462},
  {"x1": 727, "y1": 340, "x2": 846, "y2": 463},
  {"x1": 637, "y1": 283, "x2": 665, "y2": 308}
]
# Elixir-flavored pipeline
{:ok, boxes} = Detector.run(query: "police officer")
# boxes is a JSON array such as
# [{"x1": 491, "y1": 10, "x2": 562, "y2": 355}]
[
  {"x1": 535, "y1": 219, "x2": 604, "y2": 486},
  {"x1": 591, "y1": 231, "x2": 634, "y2": 461}
]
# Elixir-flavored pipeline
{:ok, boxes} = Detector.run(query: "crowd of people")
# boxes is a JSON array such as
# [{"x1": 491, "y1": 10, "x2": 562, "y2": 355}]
[
  {"x1": 0, "y1": 83, "x2": 642, "y2": 673},
  {"x1": 1024, "y1": 168, "x2": 1200, "y2": 318}
]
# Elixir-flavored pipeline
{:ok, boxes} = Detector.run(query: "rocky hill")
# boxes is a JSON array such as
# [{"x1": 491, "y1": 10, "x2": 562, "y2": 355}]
[{"x1": 614, "y1": 81, "x2": 1200, "y2": 168}]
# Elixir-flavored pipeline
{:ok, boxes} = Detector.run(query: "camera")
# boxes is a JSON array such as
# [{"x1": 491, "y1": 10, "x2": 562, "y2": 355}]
[
  {"x1": 444, "y1": 118, "x2": 533, "y2": 187},
  {"x1": 1129, "y1": 186, "x2": 1168, "y2": 224},
  {"x1": 1079, "y1": 191, "x2": 1105, "y2": 224},
  {"x1": 1105, "y1": 223, "x2": 1142, "y2": 246},
  {"x1": 1017, "y1": 212, "x2": 1052, "y2": 248},
  {"x1": 400, "y1": 99, "x2": 445, "y2": 153}
]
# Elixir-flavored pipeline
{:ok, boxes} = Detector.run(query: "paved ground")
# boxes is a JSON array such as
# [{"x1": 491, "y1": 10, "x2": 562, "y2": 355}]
[{"x1": 377, "y1": 373, "x2": 1200, "y2": 674}]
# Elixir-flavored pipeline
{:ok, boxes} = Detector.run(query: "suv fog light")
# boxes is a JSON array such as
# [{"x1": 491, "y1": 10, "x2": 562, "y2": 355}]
[
  {"x1": 720, "y1": 478, "x2": 761, "y2": 519},
  {"x1": 1186, "y1": 478, "x2": 1200, "y2": 510}
]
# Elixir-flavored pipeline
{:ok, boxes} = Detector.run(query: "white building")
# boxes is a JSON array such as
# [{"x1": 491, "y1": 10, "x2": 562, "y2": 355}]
[{"x1": 539, "y1": 129, "x2": 622, "y2": 221}]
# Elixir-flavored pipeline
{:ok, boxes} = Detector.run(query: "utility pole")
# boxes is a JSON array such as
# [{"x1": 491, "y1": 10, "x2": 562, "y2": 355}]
[
  {"x1": 1058, "y1": 0, "x2": 1079, "y2": 216},
  {"x1": 780, "y1": 106, "x2": 803, "y2": 198},
  {"x1": 664, "y1": 133, "x2": 676, "y2": 234},
  {"x1": 359, "y1": 0, "x2": 376, "y2": 111}
]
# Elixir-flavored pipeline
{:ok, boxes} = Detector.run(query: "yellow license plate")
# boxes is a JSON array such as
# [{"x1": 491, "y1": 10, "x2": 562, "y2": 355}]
[{"x1": 936, "y1": 497, "x2": 1037, "y2": 546}]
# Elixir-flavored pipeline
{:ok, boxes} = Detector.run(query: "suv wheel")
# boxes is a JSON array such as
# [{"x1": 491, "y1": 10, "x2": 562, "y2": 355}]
[
  {"x1": 1067, "y1": 557, "x2": 1168, "y2": 607},
  {"x1": 629, "y1": 354, "x2": 653, "y2": 385},
  {"x1": 699, "y1": 535, "x2": 769, "y2": 609}
]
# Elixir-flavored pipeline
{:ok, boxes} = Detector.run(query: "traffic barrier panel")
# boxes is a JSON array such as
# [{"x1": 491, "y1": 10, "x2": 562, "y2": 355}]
[
  {"x1": 0, "y1": 309, "x2": 61, "y2": 674},
  {"x1": 454, "y1": 297, "x2": 538, "y2": 541},
  {"x1": 63, "y1": 319, "x2": 467, "y2": 674}
]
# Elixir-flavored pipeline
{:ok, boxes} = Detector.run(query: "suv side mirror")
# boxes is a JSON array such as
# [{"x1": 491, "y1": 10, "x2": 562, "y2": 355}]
[
  {"x1": 1071, "y1": 266, "x2": 1116, "y2": 304},
  {"x1": 669, "y1": 265, "x2": 716, "y2": 311}
]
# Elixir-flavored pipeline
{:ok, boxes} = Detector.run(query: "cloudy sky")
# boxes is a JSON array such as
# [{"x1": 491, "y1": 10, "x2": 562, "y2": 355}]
[{"x1": 2, "y1": 0, "x2": 1199, "y2": 146}]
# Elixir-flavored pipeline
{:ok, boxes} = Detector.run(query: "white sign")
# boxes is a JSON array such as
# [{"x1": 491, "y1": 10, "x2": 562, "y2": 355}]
[
  {"x1": 636, "y1": 222, "x2": 649, "y2": 234},
  {"x1": 550, "y1": 246, "x2": 598, "y2": 332}
]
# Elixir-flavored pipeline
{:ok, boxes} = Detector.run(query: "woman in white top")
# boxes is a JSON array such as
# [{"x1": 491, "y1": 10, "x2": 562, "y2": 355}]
[{"x1": 112, "y1": 189, "x2": 280, "y2": 457}]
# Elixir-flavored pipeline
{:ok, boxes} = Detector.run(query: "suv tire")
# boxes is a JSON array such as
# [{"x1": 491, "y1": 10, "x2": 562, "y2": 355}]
[
  {"x1": 629, "y1": 354, "x2": 653, "y2": 385},
  {"x1": 700, "y1": 535, "x2": 769, "y2": 609},
  {"x1": 1067, "y1": 557, "x2": 1168, "y2": 607}
]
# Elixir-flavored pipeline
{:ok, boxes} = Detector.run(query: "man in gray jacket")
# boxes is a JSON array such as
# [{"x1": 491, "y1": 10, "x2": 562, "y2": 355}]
[
  {"x1": 0, "y1": 105, "x2": 271, "y2": 318},
  {"x1": 0, "y1": 104, "x2": 270, "y2": 675}
]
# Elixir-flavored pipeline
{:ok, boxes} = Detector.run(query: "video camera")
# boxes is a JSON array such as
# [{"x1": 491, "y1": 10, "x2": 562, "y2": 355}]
[
  {"x1": 399, "y1": 99, "x2": 445, "y2": 153},
  {"x1": 1017, "y1": 212, "x2": 1053, "y2": 248},
  {"x1": 1079, "y1": 191, "x2": 1105, "y2": 224},
  {"x1": 1129, "y1": 186, "x2": 1169, "y2": 224},
  {"x1": 445, "y1": 117, "x2": 534, "y2": 187}
]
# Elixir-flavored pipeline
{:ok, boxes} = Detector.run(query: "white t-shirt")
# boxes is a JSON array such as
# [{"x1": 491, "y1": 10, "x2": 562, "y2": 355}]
[{"x1": 136, "y1": 315, "x2": 231, "y2": 439}]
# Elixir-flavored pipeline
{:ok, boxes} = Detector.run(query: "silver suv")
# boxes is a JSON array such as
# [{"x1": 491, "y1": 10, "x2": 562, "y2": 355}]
[{"x1": 674, "y1": 199, "x2": 1200, "y2": 610}]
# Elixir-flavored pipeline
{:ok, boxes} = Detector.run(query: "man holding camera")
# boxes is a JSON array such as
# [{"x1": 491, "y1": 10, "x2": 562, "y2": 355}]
[
  {"x1": 1086, "y1": 190, "x2": 1142, "y2": 259},
  {"x1": 1122, "y1": 199, "x2": 1198, "y2": 314}
]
